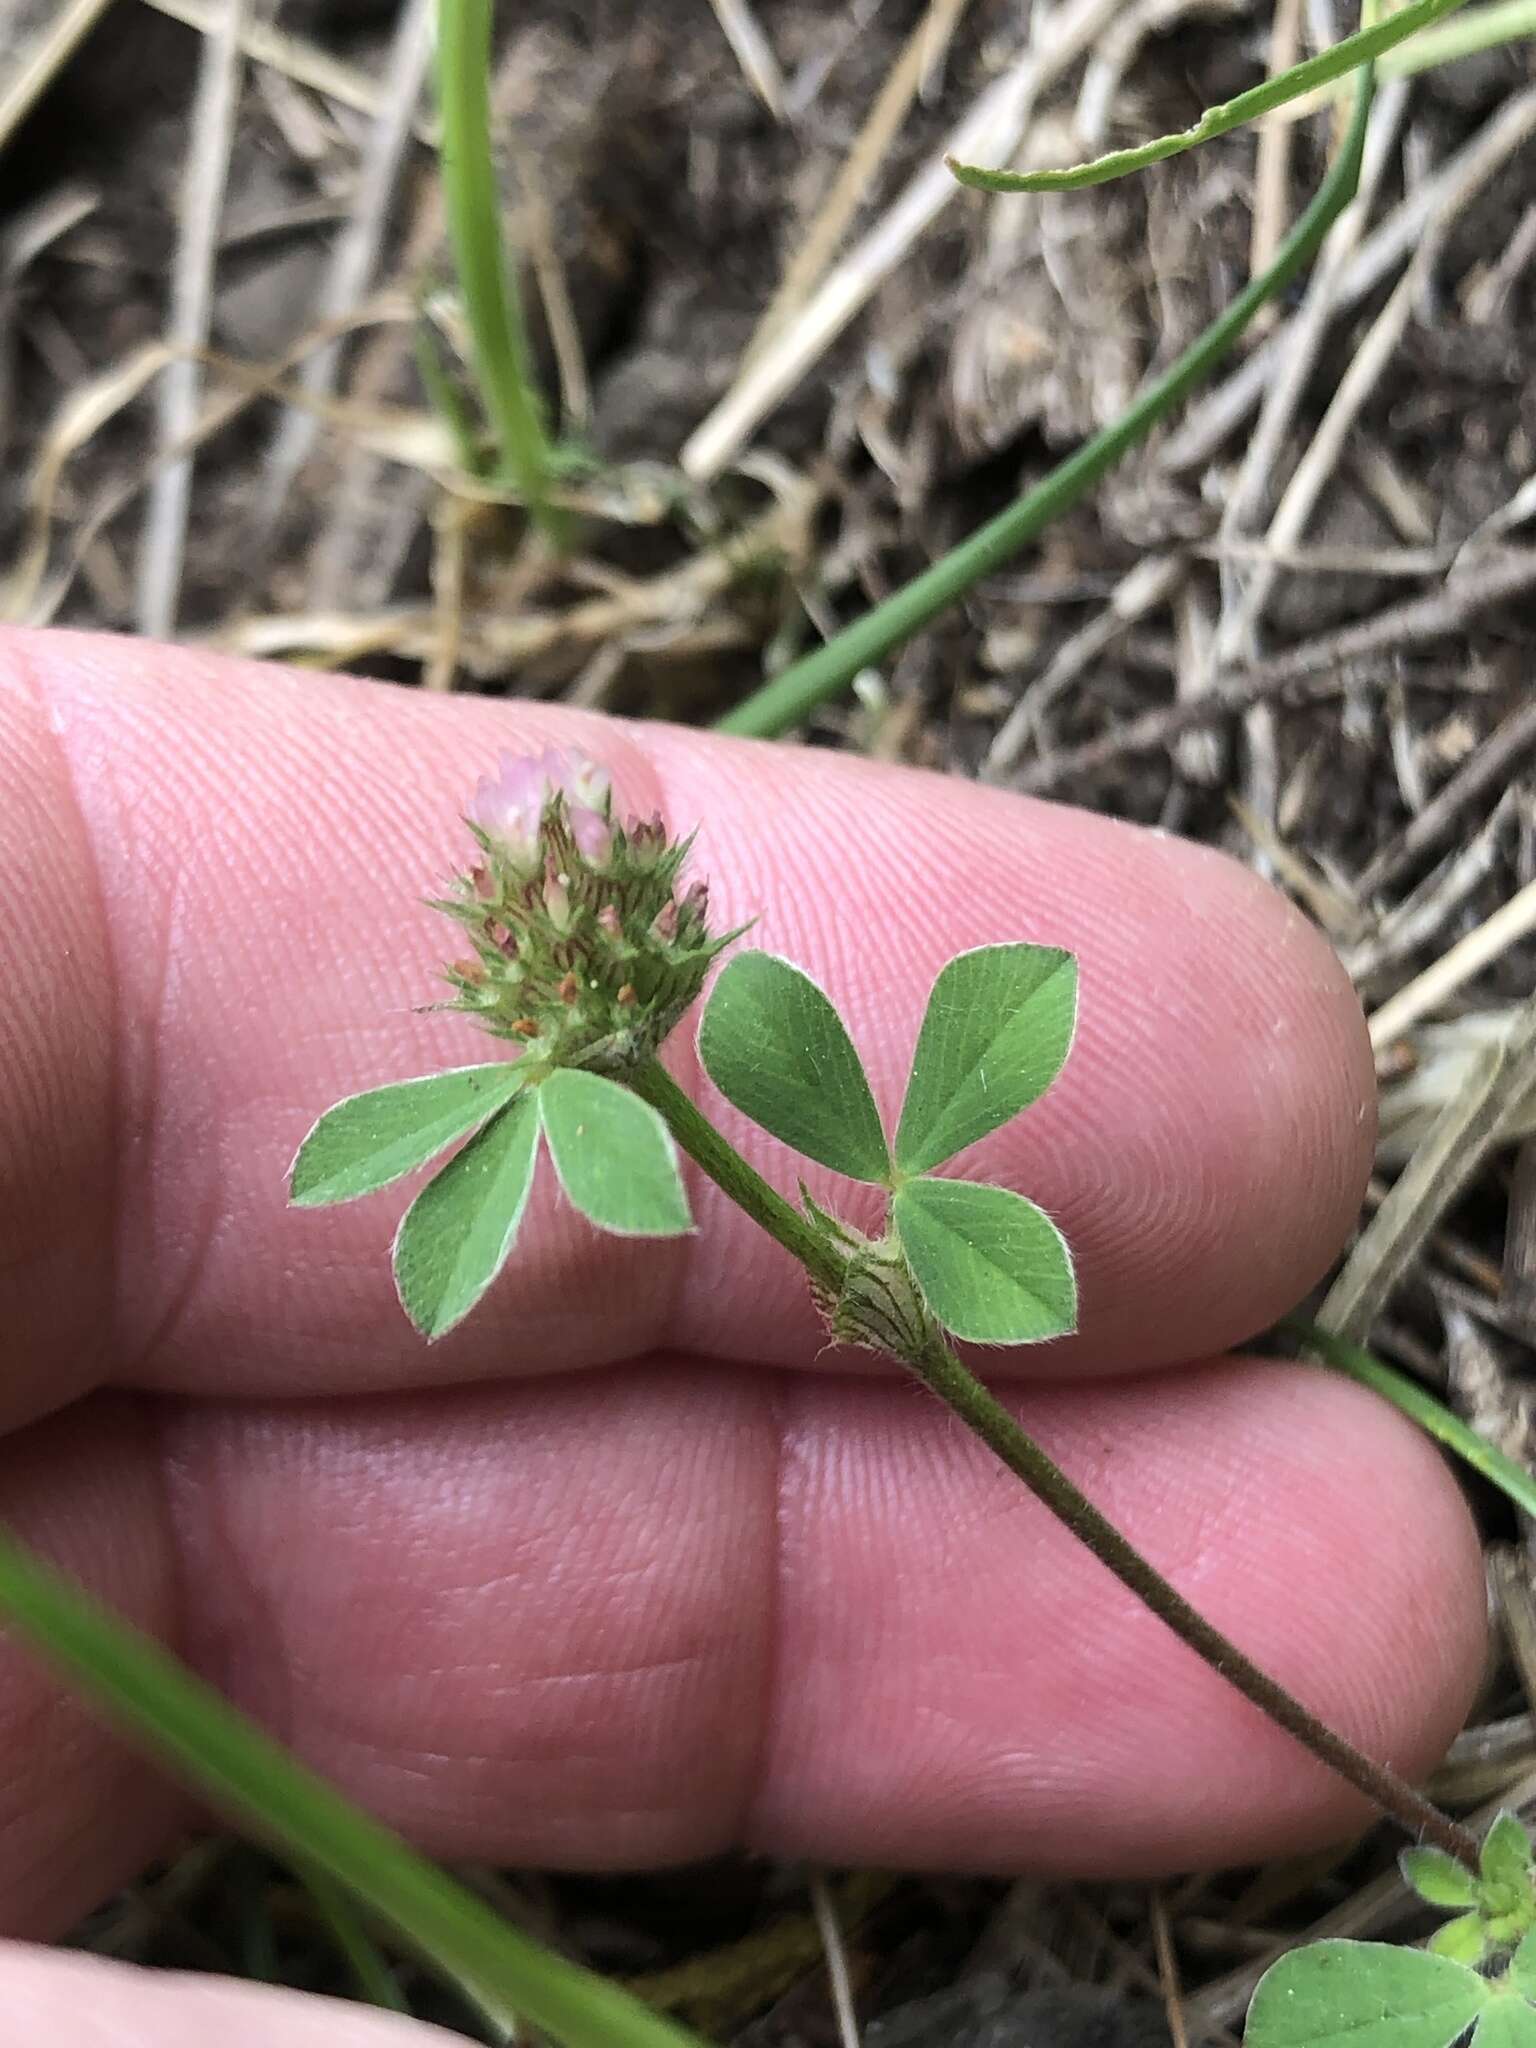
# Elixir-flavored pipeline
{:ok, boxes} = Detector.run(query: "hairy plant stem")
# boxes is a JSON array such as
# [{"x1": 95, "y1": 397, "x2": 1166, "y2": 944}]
[{"x1": 630, "y1": 1056, "x2": 1479, "y2": 1868}]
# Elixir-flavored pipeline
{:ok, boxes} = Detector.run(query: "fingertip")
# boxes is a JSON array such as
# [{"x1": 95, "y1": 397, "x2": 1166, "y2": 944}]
[
  {"x1": 752, "y1": 1355, "x2": 1483, "y2": 1874},
  {"x1": 0, "y1": 637, "x2": 119, "y2": 1425}
]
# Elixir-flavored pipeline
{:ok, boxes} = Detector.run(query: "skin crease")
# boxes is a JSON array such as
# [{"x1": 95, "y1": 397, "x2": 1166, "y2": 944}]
[{"x1": 0, "y1": 625, "x2": 1487, "y2": 2046}]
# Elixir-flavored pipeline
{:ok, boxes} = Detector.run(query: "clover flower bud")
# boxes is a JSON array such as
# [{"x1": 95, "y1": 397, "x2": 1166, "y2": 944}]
[
  {"x1": 437, "y1": 747, "x2": 737, "y2": 1073},
  {"x1": 542, "y1": 854, "x2": 573, "y2": 932},
  {"x1": 568, "y1": 803, "x2": 613, "y2": 864},
  {"x1": 470, "y1": 753, "x2": 547, "y2": 867}
]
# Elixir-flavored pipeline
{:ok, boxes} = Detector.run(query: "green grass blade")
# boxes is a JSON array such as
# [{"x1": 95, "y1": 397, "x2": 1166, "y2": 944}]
[
  {"x1": 715, "y1": 65, "x2": 1376, "y2": 739},
  {"x1": 413, "y1": 310, "x2": 489, "y2": 479},
  {"x1": 1379, "y1": 0, "x2": 1536, "y2": 78},
  {"x1": 948, "y1": 0, "x2": 1468, "y2": 193},
  {"x1": 294, "y1": 1857, "x2": 412, "y2": 2014},
  {"x1": 1281, "y1": 1316, "x2": 1536, "y2": 1520},
  {"x1": 0, "y1": 1526, "x2": 707, "y2": 2048},
  {"x1": 435, "y1": 0, "x2": 561, "y2": 537}
]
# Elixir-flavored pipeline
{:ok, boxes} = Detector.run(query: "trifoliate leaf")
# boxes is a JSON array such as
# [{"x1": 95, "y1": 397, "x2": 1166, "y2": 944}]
[
  {"x1": 1245, "y1": 1941, "x2": 1491, "y2": 2048},
  {"x1": 892, "y1": 1176, "x2": 1076, "y2": 1344},
  {"x1": 698, "y1": 951, "x2": 892, "y2": 1183},
  {"x1": 392, "y1": 1091, "x2": 541, "y2": 1338},
  {"x1": 538, "y1": 1069, "x2": 692, "y2": 1237},
  {"x1": 290, "y1": 1064, "x2": 526, "y2": 1206},
  {"x1": 895, "y1": 944, "x2": 1077, "y2": 1176}
]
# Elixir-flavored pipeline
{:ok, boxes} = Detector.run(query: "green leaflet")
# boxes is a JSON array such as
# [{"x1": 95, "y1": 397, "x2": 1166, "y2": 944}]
[
  {"x1": 1246, "y1": 1942, "x2": 1492, "y2": 2048},
  {"x1": 393, "y1": 1089, "x2": 541, "y2": 1337},
  {"x1": 1506, "y1": 1933, "x2": 1536, "y2": 2002},
  {"x1": 1483, "y1": 1813, "x2": 1536, "y2": 1903},
  {"x1": 539, "y1": 1068, "x2": 693, "y2": 1236},
  {"x1": 1470, "y1": 1997, "x2": 1536, "y2": 2048},
  {"x1": 290, "y1": 1063, "x2": 526, "y2": 1205},
  {"x1": 699, "y1": 951, "x2": 892, "y2": 1183},
  {"x1": 895, "y1": 944, "x2": 1076, "y2": 1176},
  {"x1": 892, "y1": 1176, "x2": 1075, "y2": 1345},
  {"x1": 1403, "y1": 1846, "x2": 1480, "y2": 1911}
]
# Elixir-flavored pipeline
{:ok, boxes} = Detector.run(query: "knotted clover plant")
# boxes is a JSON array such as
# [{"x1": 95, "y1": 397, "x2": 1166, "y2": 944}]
[{"x1": 292, "y1": 747, "x2": 1477, "y2": 1883}]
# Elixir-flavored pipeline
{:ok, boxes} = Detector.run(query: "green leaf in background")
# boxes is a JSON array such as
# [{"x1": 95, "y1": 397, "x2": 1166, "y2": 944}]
[
  {"x1": 1504, "y1": 1931, "x2": 1536, "y2": 2001},
  {"x1": 1403, "y1": 1845, "x2": 1481, "y2": 1911},
  {"x1": 894, "y1": 944, "x2": 1077, "y2": 1177},
  {"x1": 290, "y1": 1064, "x2": 525, "y2": 1206},
  {"x1": 539, "y1": 1068, "x2": 692, "y2": 1236},
  {"x1": 892, "y1": 1177, "x2": 1076, "y2": 1344},
  {"x1": 1482, "y1": 1813, "x2": 1536, "y2": 1906},
  {"x1": 698, "y1": 950, "x2": 892, "y2": 1182},
  {"x1": 1245, "y1": 1942, "x2": 1491, "y2": 2048},
  {"x1": 1431, "y1": 1914, "x2": 1491, "y2": 1966},
  {"x1": 392, "y1": 1089, "x2": 541, "y2": 1337}
]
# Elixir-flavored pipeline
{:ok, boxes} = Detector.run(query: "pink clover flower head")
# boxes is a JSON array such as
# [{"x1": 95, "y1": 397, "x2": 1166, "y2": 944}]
[{"x1": 440, "y1": 747, "x2": 735, "y2": 1075}]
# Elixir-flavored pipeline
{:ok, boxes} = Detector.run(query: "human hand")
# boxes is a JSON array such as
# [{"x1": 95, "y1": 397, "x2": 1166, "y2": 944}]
[{"x1": 0, "y1": 627, "x2": 1482, "y2": 2042}]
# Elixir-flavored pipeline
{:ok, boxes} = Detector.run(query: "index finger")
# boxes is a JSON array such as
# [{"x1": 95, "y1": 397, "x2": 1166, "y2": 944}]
[{"x1": 0, "y1": 627, "x2": 1374, "y2": 1418}]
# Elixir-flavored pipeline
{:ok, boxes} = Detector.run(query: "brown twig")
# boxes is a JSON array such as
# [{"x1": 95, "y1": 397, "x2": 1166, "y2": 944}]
[{"x1": 1012, "y1": 552, "x2": 1536, "y2": 794}]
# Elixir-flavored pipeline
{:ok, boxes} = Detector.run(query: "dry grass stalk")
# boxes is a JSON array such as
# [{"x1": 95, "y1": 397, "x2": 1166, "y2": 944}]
[
  {"x1": 1326, "y1": 994, "x2": 1536, "y2": 1339},
  {"x1": 745, "y1": 0, "x2": 974, "y2": 363},
  {"x1": 705, "y1": 0, "x2": 787, "y2": 119},
  {"x1": 1249, "y1": 0, "x2": 1304, "y2": 318},
  {"x1": 0, "y1": 0, "x2": 113, "y2": 153},
  {"x1": 681, "y1": 0, "x2": 1124, "y2": 481},
  {"x1": 1161, "y1": 83, "x2": 1536, "y2": 474},
  {"x1": 251, "y1": 0, "x2": 434, "y2": 546},
  {"x1": 1369, "y1": 876, "x2": 1536, "y2": 1054},
  {"x1": 136, "y1": 0, "x2": 249, "y2": 637},
  {"x1": 140, "y1": 0, "x2": 440, "y2": 142}
]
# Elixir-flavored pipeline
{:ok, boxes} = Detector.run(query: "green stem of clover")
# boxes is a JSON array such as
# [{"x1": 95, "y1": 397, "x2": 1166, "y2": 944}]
[{"x1": 630, "y1": 1057, "x2": 1479, "y2": 1870}]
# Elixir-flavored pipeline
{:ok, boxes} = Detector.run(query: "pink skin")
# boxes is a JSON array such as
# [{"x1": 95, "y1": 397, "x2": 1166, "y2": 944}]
[{"x1": 0, "y1": 627, "x2": 1485, "y2": 2046}]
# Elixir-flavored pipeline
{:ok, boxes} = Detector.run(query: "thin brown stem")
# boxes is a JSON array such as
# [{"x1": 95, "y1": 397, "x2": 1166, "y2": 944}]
[
  {"x1": 633, "y1": 1055, "x2": 1479, "y2": 1869},
  {"x1": 905, "y1": 1332, "x2": 1477, "y2": 1865}
]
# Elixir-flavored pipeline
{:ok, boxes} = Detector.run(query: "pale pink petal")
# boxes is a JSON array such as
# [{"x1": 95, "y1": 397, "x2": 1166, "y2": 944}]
[
  {"x1": 470, "y1": 751, "x2": 549, "y2": 853},
  {"x1": 568, "y1": 804, "x2": 613, "y2": 863},
  {"x1": 545, "y1": 747, "x2": 611, "y2": 816}
]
